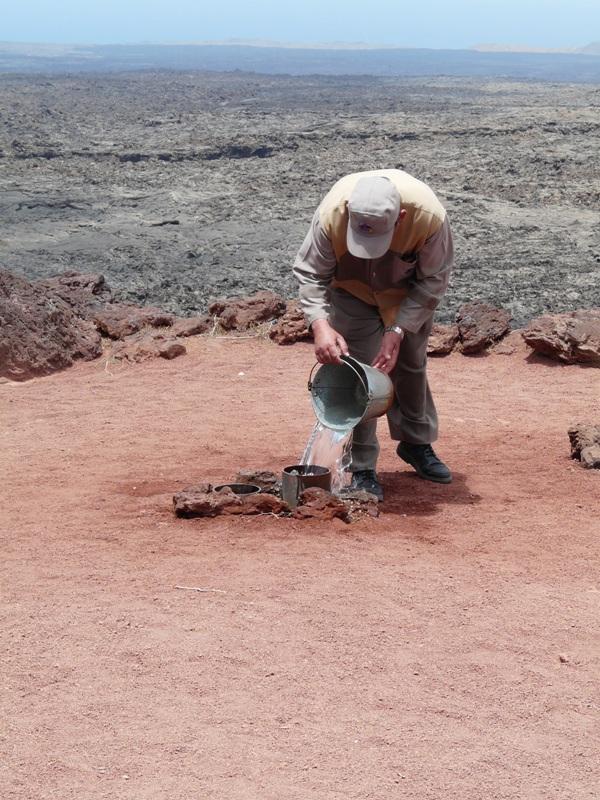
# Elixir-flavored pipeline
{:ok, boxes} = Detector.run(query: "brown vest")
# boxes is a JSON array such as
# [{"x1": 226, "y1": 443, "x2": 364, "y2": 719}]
[{"x1": 319, "y1": 170, "x2": 446, "y2": 325}]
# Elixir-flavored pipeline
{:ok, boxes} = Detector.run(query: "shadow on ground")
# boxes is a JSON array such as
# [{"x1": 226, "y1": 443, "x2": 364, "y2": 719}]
[{"x1": 379, "y1": 470, "x2": 480, "y2": 519}]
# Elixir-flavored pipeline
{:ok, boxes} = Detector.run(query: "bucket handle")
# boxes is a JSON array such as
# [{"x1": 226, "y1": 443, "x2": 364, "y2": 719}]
[{"x1": 307, "y1": 357, "x2": 371, "y2": 398}]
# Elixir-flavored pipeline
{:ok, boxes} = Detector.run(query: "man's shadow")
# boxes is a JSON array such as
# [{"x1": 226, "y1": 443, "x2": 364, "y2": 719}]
[{"x1": 378, "y1": 469, "x2": 480, "y2": 518}]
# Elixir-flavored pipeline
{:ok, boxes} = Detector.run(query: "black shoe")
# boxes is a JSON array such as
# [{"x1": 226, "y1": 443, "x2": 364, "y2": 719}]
[
  {"x1": 349, "y1": 469, "x2": 384, "y2": 501},
  {"x1": 396, "y1": 442, "x2": 452, "y2": 484}
]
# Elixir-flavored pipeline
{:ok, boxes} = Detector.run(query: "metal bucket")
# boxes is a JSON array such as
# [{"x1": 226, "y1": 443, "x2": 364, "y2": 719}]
[
  {"x1": 308, "y1": 355, "x2": 394, "y2": 432},
  {"x1": 281, "y1": 465, "x2": 331, "y2": 508},
  {"x1": 214, "y1": 483, "x2": 261, "y2": 495}
]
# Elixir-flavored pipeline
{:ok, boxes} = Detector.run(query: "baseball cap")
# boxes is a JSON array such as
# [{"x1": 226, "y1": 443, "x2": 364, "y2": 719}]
[{"x1": 346, "y1": 176, "x2": 402, "y2": 259}]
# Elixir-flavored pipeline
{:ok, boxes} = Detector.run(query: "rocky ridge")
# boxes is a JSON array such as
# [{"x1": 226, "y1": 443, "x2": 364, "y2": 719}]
[{"x1": 2, "y1": 267, "x2": 600, "y2": 382}]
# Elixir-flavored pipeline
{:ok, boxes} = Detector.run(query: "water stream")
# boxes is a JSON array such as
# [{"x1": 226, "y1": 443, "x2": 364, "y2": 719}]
[{"x1": 300, "y1": 422, "x2": 353, "y2": 494}]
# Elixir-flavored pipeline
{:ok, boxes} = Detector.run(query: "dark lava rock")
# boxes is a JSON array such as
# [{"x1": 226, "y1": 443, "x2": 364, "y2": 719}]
[
  {"x1": 293, "y1": 487, "x2": 350, "y2": 522},
  {"x1": 204, "y1": 144, "x2": 275, "y2": 160},
  {"x1": 0, "y1": 268, "x2": 102, "y2": 381},
  {"x1": 522, "y1": 309, "x2": 600, "y2": 364},
  {"x1": 427, "y1": 323, "x2": 459, "y2": 356},
  {"x1": 234, "y1": 469, "x2": 279, "y2": 491},
  {"x1": 119, "y1": 152, "x2": 150, "y2": 163},
  {"x1": 209, "y1": 290, "x2": 286, "y2": 331},
  {"x1": 568, "y1": 423, "x2": 600, "y2": 468},
  {"x1": 456, "y1": 302, "x2": 512, "y2": 354},
  {"x1": 269, "y1": 300, "x2": 312, "y2": 345},
  {"x1": 35, "y1": 271, "x2": 112, "y2": 318},
  {"x1": 170, "y1": 315, "x2": 212, "y2": 337},
  {"x1": 3, "y1": 74, "x2": 600, "y2": 325},
  {"x1": 94, "y1": 303, "x2": 175, "y2": 339}
]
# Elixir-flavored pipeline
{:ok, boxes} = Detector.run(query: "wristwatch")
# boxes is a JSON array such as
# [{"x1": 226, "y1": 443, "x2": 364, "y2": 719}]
[{"x1": 384, "y1": 325, "x2": 404, "y2": 336}]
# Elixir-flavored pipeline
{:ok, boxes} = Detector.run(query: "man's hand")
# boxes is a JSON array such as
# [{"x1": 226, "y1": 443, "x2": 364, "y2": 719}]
[
  {"x1": 372, "y1": 329, "x2": 404, "y2": 373},
  {"x1": 311, "y1": 319, "x2": 349, "y2": 364}
]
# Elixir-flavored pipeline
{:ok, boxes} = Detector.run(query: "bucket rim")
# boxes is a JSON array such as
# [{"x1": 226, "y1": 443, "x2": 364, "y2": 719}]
[
  {"x1": 283, "y1": 464, "x2": 331, "y2": 476},
  {"x1": 307, "y1": 357, "x2": 369, "y2": 431},
  {"x1": 308, "y1": 355, "x2": 369, "y2": 396},
  {"x1": 213, "y1": 483, "x2": 261, "y2": 495},
  {"x1": 340, "y1": 354, "x2": 369, "y2": 389},
  {"x1": 308, "y1": 355, "x2": 394, "y2": 432}
]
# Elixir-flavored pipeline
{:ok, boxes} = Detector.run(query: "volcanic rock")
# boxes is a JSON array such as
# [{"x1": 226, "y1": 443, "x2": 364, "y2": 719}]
[
  {"x1": 269, "y1": 300, "x2": 312, "y2": 345},
  {"x1": 111, "y1": 330, "x2": 186, "y2": 362},
  {"x1": 218, "y1": 490, "x2": 288, "y2": 516},
  {"x1": 183, "y1": 482, "x2": 213, "y2": 494},
  {"x1": 234, "y1": 469, "x2": 280, "y2": 491},
  {"x1": 456, "y1": 302, "x2": 512, "y2": 354},
  {"x1": 173, "y1": 485, "x2": 288, "y2": 517},
  {"x1": 94, "y1": 303, "x2": 175, "y2": 339},
  {"x1": 173, "y1": 487, "x2": 239, "y2": 518},
  {"x1": 3, "y1": 74, "x2": 600, "y2": 328},
  {"x1": 567, "y1": 423, "x2": 600, "y2": 464},
  {"x1": 581, "y1": 445, "x2": 600, "y2": 469},
  {"x1": 35, "y1": 271, "x2": 112, "y2": 318},
  {"x1": 522, "y1": 309, "x2": 600, "y2": 364},
  {"x1": 208, "y1": 290, "x2": 286, "y2": 331},
  {"x1": 158, "y1": 341, "x2": 187, "y2": 360},
  {"x1": 293, "y1": 487, "x2": 350, "y2": 522},
  {"x1": 0, "y1": 268, "x2": 102, "y2": 381},
  {"x1": 170, "y1": 315, "x2": 212, "y2": 337},
  {"x1": 340, "y1": 488, "x2": 380, "y2": 518},
  {"x1": 490, "y1": 330, "x2": 530, "y2": 356},
  {"x1": 427, "y1": 323, "x2": 459, "y2": 356}
]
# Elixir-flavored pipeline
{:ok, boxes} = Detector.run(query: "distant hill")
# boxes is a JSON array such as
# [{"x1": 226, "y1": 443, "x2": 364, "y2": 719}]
[
  {"x1": 1, "y1": 41, "x2": 600, "y2": 82},
  {"x1": 472, "y1": 41, "x2": 600, "y2": 55}
]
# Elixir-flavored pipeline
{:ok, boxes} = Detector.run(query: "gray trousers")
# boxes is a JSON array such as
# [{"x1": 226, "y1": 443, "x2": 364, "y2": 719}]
[{"x1": 329, "y1": 289, "x2": 438, "y2": 471}]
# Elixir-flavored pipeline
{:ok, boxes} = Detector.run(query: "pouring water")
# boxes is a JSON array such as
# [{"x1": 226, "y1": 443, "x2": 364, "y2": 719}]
[{"x1": 300, "y1": 421, "x2": 353, "y2": 494}]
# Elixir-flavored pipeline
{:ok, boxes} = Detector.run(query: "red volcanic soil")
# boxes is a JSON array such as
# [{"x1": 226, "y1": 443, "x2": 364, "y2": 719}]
[{"x1": 1, "y1": 337, "x2": 599, "y2": 799}]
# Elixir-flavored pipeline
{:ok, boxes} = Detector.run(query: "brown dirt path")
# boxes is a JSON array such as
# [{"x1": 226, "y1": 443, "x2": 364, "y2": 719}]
[{"x1": 1, "y1": 338, "x2": 599, "y2": 799}]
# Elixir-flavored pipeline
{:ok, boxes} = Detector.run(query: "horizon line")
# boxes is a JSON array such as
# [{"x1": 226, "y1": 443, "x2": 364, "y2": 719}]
[{"x1": 0, "y1": 38, "x2": 597, "y2": 54}]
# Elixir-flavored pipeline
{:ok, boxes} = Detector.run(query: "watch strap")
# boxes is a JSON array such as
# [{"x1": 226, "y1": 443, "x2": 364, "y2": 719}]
[{"x1": 384, "y1": 325, "x2": 404, "y2": 336}]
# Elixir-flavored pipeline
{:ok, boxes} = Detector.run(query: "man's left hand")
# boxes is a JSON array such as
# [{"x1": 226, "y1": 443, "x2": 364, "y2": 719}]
[{"x1": 372, "y1": 329, "x2": 404, "y2": 374}]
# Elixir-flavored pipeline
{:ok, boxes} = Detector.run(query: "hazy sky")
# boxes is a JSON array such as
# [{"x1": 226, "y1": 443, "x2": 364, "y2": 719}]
[{"x1": 3, "y1": 0, "x2": 599, "y2": 49}]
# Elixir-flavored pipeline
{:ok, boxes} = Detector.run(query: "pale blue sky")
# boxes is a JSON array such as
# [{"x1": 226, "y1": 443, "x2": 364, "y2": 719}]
[{"x1": 2, "y1": 0, "x2": 599, "y2": 49}]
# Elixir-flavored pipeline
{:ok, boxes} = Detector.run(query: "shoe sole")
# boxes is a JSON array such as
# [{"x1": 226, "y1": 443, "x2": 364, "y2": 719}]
[{"x1": 397, "y1": 451, "x2": 453, "y2": 484}]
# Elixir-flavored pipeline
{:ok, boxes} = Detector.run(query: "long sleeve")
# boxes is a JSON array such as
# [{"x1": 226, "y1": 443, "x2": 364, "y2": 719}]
[
  {"x1": 292, "y1": 211, "x2": 337, "y2": 327},
  {"x1": 394, "y1": 217, "x2": 454, "y2": 333}
]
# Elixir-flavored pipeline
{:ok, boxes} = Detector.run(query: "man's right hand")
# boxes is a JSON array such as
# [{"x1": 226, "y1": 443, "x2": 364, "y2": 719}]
[{"x1": 311, "y1": 319, "x2": 349, "y2": 364}]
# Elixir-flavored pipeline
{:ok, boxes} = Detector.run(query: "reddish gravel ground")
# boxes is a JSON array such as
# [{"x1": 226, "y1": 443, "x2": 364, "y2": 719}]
[{"x1": 1, "y1": 336, "x2": 599, "y2": 800}]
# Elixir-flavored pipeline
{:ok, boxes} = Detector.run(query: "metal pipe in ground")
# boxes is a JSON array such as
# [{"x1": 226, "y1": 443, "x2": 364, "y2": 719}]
[{"x1": 281, "y1": 465, "x2": 331, "y2": 508}]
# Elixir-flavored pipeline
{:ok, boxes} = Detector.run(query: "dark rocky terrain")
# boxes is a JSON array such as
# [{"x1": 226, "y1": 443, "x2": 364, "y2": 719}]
[{"x1": 1, "y1": 71, "x2": 599, "y2": 326}]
